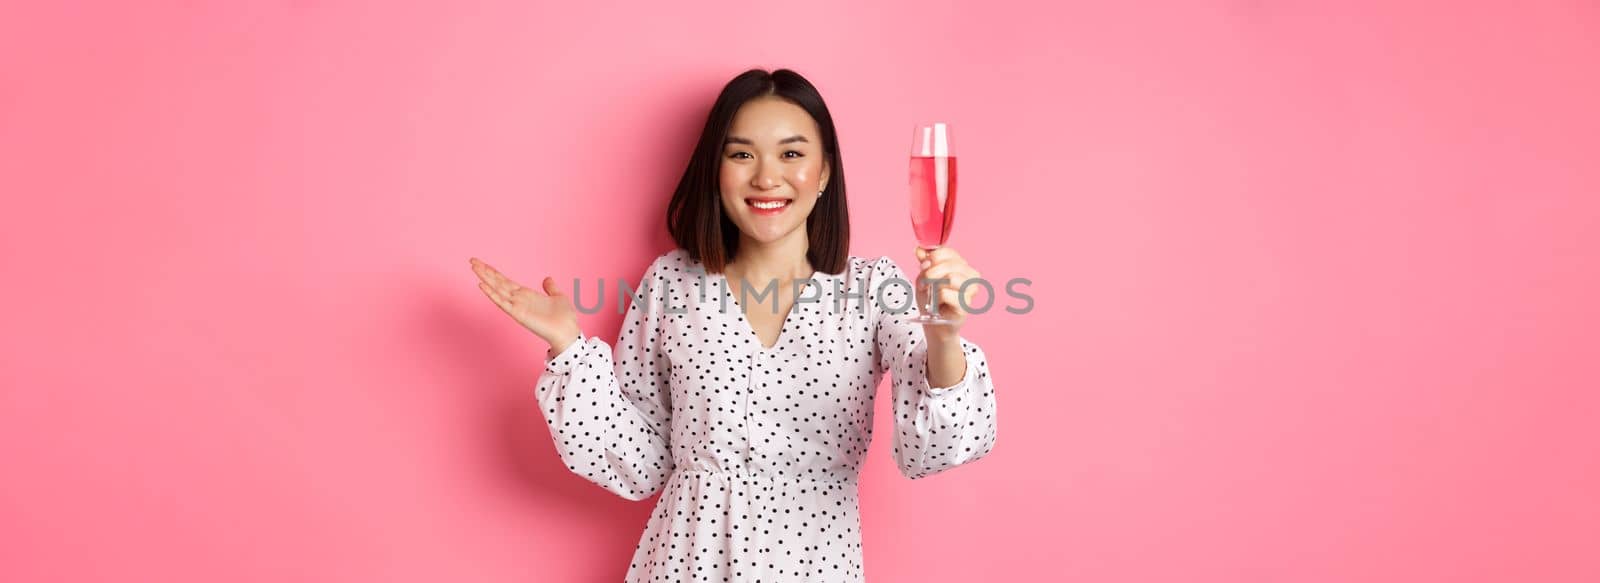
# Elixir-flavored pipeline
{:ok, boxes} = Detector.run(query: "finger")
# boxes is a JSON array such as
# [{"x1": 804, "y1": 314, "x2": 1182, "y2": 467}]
[
  {"x1": 961, "y1": 277, "x2": 988, "y2": 306},
  {"x1": 489, "y1": 276, "x2": 522, "y2": 299},
  {"x1": 917, "y1": 271, "x2": 957, "y2": 292},
  {"x1": 483, "y1": 263, "x2": 515, "y2": 288},
  {"x1": 927, "y1": 260, "x2": 973, "y2": 280},
  {"x1": 473, "y1": 268, "x2": 517, "y2": 299},
  {"x1": 470, "y1": 259, "x2": 502, "y2": 285},
  {"x1": 470, "y1": 260, "x2": 497, "y2": 285},
  {"x1": 924, "y1": 271, "x2": 982, "y2": 309},
  {"x1": 921, "y1": 252, "x2": 972, "y2": 271},
  {"x1": 542, "y1": 276, "x2": 561, "y2": 296},
  {"x1": 920, "y1": 260, "x2": 961, "y2": 280},
  {"x1": 470, "y1": 257, "x2": 506, "y2": 282},
  {"x1": 936, "y1": 276, "x2": 979, "y2": 307},
  {"x1": 920, "y1": 263, "x2": 975, "y2": 284},
  {"x1": 927, "y1": 247, "x2": 962, "y2": 264},
  {"x1": 922, "y1": 279, "x2": 970, "y2": 315},
  {"x1": 942, "y1": 259, "x2": 981, "y2": 280},
  {"x1": 478, "y1": 281, "x2": 515, "y2": 315},
  {"x1": 937, "y1": 286, "x2": 967, "y2": 316},
  {"x1": 479, "y1": 263, "x2": 525, "y2": 297}
]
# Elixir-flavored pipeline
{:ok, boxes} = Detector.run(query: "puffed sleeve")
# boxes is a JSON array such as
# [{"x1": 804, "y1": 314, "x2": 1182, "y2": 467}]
[
  {"x1": 869, "y1": 256, "x2": 999, "y2": 480},
  {"x1": 535, "y1": 255, "x2": 675, "y2": 501}
]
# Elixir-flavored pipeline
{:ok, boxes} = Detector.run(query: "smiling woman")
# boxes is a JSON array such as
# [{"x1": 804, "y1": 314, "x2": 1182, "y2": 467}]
[
  {"x1": 470, "y1": 68, "x2": 1000, "y2": 582},
  {"x1": 668, "y1": 69, "x2": 849, "y2": 276}
]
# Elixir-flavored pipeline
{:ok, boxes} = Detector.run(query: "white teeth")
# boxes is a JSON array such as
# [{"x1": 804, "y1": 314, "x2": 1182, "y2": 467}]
[{"x1": 750, "y1": 200, "x2": 789, "y2": 209}]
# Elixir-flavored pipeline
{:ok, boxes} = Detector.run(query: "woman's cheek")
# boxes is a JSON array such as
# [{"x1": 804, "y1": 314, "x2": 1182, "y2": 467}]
[{"x1": 793, "y1": 166, "x2": 818, "y2": 189}]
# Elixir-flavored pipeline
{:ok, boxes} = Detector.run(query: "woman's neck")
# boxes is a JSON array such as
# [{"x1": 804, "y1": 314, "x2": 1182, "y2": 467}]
[{"x1": 727, "y1": 232, "x2": 814, "y2": 284}]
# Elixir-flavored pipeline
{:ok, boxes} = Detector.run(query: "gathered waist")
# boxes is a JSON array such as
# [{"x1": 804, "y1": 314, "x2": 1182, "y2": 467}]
[{"x1": 673, "y1": 468, "x2": 859, "y2": 486}]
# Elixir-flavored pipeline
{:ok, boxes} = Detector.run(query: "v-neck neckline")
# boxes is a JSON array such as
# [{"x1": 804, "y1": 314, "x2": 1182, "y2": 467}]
[{"x1": 716, "y1": 270, "x2": 822, "y2": 353}]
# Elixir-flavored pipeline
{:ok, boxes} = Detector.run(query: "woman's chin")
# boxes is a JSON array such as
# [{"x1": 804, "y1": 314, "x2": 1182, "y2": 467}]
[{"x1": 739, "y1": 223, "x2": 802, "y2": 245}]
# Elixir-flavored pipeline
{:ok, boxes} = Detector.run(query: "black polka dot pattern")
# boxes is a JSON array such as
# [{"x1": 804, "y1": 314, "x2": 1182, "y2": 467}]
[{"x1": 535, "y1": 249, "x2": 999, "y2": 581}]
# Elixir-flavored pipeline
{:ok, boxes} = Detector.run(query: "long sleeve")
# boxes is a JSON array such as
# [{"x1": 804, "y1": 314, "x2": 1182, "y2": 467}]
[
  {"x1": 535, "y1": 256, "x2": 675, "y2": 501},
  {"x1": 869, "y1": 256, "x2": 999, "y2": 480}
]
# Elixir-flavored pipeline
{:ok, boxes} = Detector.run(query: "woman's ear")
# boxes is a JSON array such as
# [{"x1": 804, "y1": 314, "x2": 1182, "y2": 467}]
[{"x1": 819, "y1": 160, "x2": 831, "y2": 193}]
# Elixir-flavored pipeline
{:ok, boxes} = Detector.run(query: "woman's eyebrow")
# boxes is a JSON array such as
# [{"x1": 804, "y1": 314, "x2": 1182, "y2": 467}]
[{"x1": 724, "y1": 135, "x2": 810, "y2": 146}]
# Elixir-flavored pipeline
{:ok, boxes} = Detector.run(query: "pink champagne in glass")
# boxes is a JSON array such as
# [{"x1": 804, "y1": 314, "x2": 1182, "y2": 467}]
[{"x1": 909, "y1": 122, "x2": 958, "y2": 324}]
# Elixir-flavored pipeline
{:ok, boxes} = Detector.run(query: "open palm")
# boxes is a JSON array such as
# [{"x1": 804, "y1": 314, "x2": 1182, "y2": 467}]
[{"x1": 469, "y1": 257, "x2": 581, "y2": 352}]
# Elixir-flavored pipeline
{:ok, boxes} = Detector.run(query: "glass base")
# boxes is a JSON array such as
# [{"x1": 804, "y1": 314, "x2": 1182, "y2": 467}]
[{"x1": 910, "y1": 313, "x2": 959, "y2": 325}]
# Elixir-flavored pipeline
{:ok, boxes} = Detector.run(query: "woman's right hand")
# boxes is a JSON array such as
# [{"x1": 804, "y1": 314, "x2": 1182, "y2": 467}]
[{"x1": 470, "y1": 257, "x2": 582, "y2": 354}]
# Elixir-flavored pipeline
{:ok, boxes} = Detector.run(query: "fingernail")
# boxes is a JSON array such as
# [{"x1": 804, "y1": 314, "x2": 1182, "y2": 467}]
[{"x1": 920, "y1": 260, "x2": 931, "y2": 268}]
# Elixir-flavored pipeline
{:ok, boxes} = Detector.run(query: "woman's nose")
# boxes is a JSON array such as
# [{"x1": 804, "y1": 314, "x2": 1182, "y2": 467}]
[{"x1": 753, "y1": 163, "x2": 783, "y2": 189}]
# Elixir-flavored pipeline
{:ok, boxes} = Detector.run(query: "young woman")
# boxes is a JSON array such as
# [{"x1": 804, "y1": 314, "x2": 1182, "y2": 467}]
[{"x1": 470, "y1": 68, "x2": 998, "y2": 582}]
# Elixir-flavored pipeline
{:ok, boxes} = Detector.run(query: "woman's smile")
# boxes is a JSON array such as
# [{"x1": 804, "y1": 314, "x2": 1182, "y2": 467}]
[{"x1": 746, "y1": 196, "x2": 794, "y2": 215}]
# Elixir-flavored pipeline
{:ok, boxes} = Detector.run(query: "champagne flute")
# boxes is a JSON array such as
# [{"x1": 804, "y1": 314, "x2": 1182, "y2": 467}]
[{"x1": 909, "y1": 122, "x2": 959, "y2": 325}]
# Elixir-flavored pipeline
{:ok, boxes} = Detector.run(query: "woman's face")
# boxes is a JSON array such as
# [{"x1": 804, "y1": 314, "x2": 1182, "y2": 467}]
[{"x1": 719, "y1": 96, "x2": 831, "y2": 247}]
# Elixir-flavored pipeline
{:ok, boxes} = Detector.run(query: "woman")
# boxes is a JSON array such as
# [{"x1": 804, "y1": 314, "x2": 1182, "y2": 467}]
[{"x1": 469, "y1": 68, "x2": 998, "y2": 582}]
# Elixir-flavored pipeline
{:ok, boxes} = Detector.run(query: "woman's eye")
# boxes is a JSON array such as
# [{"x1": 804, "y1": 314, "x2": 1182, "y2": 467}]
[{"x1": 726, "y1": 151, "x2": 801, "y2": 160}]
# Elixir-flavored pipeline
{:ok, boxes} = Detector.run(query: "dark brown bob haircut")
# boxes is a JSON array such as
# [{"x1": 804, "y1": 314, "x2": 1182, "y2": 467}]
[{"x1": 666, "y1": 68, "x2": 849, "y2": 275}]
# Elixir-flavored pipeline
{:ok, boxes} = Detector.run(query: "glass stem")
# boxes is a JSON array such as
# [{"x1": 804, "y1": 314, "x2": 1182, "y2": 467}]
[{"x1": 919, "y1": 245, "x2": 942, "y2": 320}]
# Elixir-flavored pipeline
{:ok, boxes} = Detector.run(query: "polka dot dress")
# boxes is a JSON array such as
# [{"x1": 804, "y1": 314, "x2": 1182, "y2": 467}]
[{"x1": 536, "y1": 248, "x2": 999, "y2": 582}]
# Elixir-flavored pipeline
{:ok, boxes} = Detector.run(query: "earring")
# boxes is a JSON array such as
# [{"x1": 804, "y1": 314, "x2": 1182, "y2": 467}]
[{"x1": 818, "y1": 189, "x2": 825, "y2": 197}]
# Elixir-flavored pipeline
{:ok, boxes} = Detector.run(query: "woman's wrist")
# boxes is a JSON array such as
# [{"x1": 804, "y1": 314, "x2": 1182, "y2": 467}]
[
  {"x1": 546, "y1": 327, "x2": 582, "y2": 358},
  {"x1": 923, "y1": 325, "x2": 960, "y2": 348},
  {"x1": 923, "y1": 328, "x2": 967, "y2": 389}
]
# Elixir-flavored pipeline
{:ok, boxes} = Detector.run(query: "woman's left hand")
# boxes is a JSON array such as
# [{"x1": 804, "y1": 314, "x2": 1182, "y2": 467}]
[{"x1": 914, "y1": 246, "x2": 982, "y2": 338}]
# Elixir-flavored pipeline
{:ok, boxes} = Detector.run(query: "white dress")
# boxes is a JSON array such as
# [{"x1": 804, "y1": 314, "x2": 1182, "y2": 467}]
[{"x1": 536, "y1": 248, "x2": 999, "y2": 582}]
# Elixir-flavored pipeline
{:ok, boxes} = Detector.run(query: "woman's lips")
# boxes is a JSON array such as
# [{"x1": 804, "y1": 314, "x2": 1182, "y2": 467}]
[{"x1": 746, "y1": 198, "x2": 793, "y2": 216}]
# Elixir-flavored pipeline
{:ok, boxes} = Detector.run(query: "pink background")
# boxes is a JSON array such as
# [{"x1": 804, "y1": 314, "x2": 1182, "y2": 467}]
[{"x1": 3, "y1": 1, "x2": 1598, "y2": 581}]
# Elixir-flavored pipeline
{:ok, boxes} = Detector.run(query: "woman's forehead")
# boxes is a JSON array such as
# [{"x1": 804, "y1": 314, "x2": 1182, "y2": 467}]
[{"x1": 728, "y1": 98, "x2": 819, "y2": 142}]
